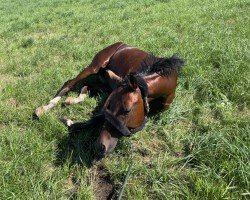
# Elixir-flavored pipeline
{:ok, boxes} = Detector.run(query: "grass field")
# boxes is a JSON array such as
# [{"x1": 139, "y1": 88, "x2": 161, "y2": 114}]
[{"x1": 0, "y1": 0, "x2": 249, "y2": 199}]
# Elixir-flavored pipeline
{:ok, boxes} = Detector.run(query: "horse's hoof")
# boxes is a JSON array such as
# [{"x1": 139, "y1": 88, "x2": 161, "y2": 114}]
[
  {"x1": 34, "y1": 106, "x2": 45, "y2": 117},
  {"x1": 59, "y1": 116, "x2": 74, "y2": 127},
  {"x1": 81, "y1": 86, "x2": 88, "y2": 93}
]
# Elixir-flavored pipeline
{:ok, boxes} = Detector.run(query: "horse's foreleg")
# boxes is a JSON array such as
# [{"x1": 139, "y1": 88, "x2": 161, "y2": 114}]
[
  {"x1": 34, "y1": 72, "x2": 88, "y2": 117},
  {"x1": 64, "y1": 86, "x2": 88, "y2": 105},
  {"x1": 34, "y1": 42, "x2": 124, "y2": 117},
  {"x1": 163, "y1": 92, "x2": 175, "y2": 110},
  {"x1": 34, "y1": 97, "x2": 61, "y2": 117}
]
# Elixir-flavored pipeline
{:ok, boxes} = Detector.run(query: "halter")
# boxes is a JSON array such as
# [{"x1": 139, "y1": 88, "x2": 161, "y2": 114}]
[
  {"x1": 68, "y1": 76, "x2": 149, "y2": 136},
  {"x1": 102, "y1": 75, "x2": 149, "y2": 137}
]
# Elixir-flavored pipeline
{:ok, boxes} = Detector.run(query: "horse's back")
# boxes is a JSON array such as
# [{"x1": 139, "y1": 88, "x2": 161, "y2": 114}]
[{"x1": 107, "y1": 44, "x2": 150, "y2": 77}]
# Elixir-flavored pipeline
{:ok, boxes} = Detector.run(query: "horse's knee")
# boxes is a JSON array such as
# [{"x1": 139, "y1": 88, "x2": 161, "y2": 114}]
[
  {"x1": 163, "y1": 92, "x2": 175, "y2": 110},
  {"x1": 163, "y1": 103, "x2": 171, "y2": 110}
]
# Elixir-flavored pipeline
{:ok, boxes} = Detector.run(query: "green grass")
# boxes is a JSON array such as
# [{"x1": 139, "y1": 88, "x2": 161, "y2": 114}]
[{"x1": 0, "y1": 0, "x2": 249, "y2": 199}]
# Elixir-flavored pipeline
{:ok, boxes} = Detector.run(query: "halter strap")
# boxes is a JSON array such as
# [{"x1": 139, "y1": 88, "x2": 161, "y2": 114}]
[{"x1": 103, "y1": 109, "x2": 147, "y2": 136}]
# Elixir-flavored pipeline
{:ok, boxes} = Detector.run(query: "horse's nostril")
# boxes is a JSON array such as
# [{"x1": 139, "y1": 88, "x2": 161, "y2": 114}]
[
  {"x1": 95, "y1": 142, "x2": 107, "y2": 157},
  {"x1": 100, "y1": 144, "x2": 106, "y2": 154}
]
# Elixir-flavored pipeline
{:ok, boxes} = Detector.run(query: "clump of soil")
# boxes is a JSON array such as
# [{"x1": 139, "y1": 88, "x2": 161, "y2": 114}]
[{"x1": 93, "y1": 164, "x2": 115, "y2": 200}]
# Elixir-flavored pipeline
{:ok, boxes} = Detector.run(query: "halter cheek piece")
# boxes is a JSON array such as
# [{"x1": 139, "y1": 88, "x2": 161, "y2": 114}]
[
  {"x1": 102, "y1": 109, "x2": 147, "y2": 136},
  {"x1": 103, "y1": 76, "x2": 149, "y2": 137}
]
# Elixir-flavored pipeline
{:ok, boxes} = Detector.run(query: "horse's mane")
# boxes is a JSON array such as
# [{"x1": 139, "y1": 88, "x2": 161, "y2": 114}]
[
  {"x1": 138, "y1": 54, "x2": 185, "y2": 77},
  {"x1": 120, "y1": 54, "x2": 184, "y2": 96},
  {"x1": 122, "y1": 75, "x2": 149, "y2": 97}
]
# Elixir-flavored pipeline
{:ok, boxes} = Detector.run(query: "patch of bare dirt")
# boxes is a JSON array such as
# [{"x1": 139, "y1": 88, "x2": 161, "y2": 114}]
[
  {"x1": 6, "y1": 98, "x2": 18, "y2": 108},
  {"x1": 92, "y1": 164, "x2": 115, "y2": 200},
  {"x1": 0, "y1": 74, "x2": 16, "y2": 91},
  {"x1": 64, "y1": 172, "x2": 81, "y2": 200}
]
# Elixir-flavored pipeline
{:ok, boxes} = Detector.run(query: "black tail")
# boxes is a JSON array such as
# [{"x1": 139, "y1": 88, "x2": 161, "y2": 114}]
[{"x1": 150, "y1": 55, "x2": 185, "y2": 76}]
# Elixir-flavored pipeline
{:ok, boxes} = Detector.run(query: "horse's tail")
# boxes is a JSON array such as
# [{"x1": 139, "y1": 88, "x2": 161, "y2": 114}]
[{"x1": 150, "y1": 55, "x2": 185, "y2": 76}]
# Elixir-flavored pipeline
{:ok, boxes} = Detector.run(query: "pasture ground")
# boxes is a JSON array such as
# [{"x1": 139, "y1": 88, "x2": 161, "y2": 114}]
[{"x1": 0, "y1": 0, "x2": 249, "y2": 199}]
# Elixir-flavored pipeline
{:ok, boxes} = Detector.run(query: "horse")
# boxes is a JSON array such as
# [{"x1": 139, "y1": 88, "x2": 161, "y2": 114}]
[{"x1": 34, "y1": 42, "x2": 184, "y2": 156}]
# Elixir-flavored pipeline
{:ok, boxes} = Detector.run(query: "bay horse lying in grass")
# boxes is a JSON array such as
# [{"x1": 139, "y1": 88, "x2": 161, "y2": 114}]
[{"x1": 35, "y1": 42, "x2": 184, "y2": 156}]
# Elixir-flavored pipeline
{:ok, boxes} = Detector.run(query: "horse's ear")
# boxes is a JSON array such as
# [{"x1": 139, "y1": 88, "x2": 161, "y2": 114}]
[
  {"x1": 106, "y1": 70, "x2": 122, "y2": 83},
  {"x1": 128, "y1": 75, "x2": 138, "y2": 90}
]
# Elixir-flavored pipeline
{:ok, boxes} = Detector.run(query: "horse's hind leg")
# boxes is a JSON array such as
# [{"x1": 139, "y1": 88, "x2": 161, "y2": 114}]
[
  {"x1": 60, "y1": 117, "x2": 87, "y2": 133},
  {"x1": 60, "y1": 114, "x2": 104, "y2": 133},
  {"x1": 34, "y1": 42, "x2": 124, "y2": 117},
  {"x1": 63, "y1": 69, "x2": 121, "y2": 104}
]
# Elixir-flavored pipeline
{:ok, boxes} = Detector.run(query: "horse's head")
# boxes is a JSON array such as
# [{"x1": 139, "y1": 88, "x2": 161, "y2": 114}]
[{"x1": 95, "y1": 75, "x2": 149, "y2": 156}]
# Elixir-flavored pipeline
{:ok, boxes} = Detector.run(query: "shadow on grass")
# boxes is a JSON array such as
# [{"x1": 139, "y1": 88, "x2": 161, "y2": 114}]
[
  {"x1": 54, "y1": 125, "x2": 117, "y2": 200},
  {"x1": 54, "y1": 126, "x2": 102, "y2": 168},
  {"x1": 54, "y1": 93, "x2": 168, "y2": 168},
  {"x1": 38, "y1": 72, "x2": 167, "y2": 169},
  {"x1": 49, "y1": 75, "x2": 110, "y2": 168},
  {"x1": 50, "y1": 80, "x2": 172, "y2": 199}
]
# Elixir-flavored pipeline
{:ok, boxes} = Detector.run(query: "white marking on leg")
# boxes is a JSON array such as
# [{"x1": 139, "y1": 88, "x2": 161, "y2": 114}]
[
  {"x1": 35, "y1": 87, "x2": 71, "y2": 117},
  {"x1": 35, "y1": 96, "x2": 62, "y2": 117},
  {"x1": 60, "y1": 117, "x2": 74, "y2": 127},
  {"x1": 73, "y1": 93, "x2": 87, "y2": 103},
  {"x1": 66, "y1": 119, "x2": 74, "y2": 127},
  {"x1": 43, "y1": 96, "x2": 62, "y2": 111},
  {"x1": 64, "y1": 86, "x2": 88, "y2": 105}
]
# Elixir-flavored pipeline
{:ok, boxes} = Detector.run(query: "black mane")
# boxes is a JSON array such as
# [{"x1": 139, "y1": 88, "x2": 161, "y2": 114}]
[
  {"x1": 122, "y1": 75, "x2": 149, "y2": 97},
  {"x1": 137, "y1": 54, "x2": 185, "y2": 77},
  {"x1": 119, "y1": 54, "x2": 184, "y2": 98}
]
